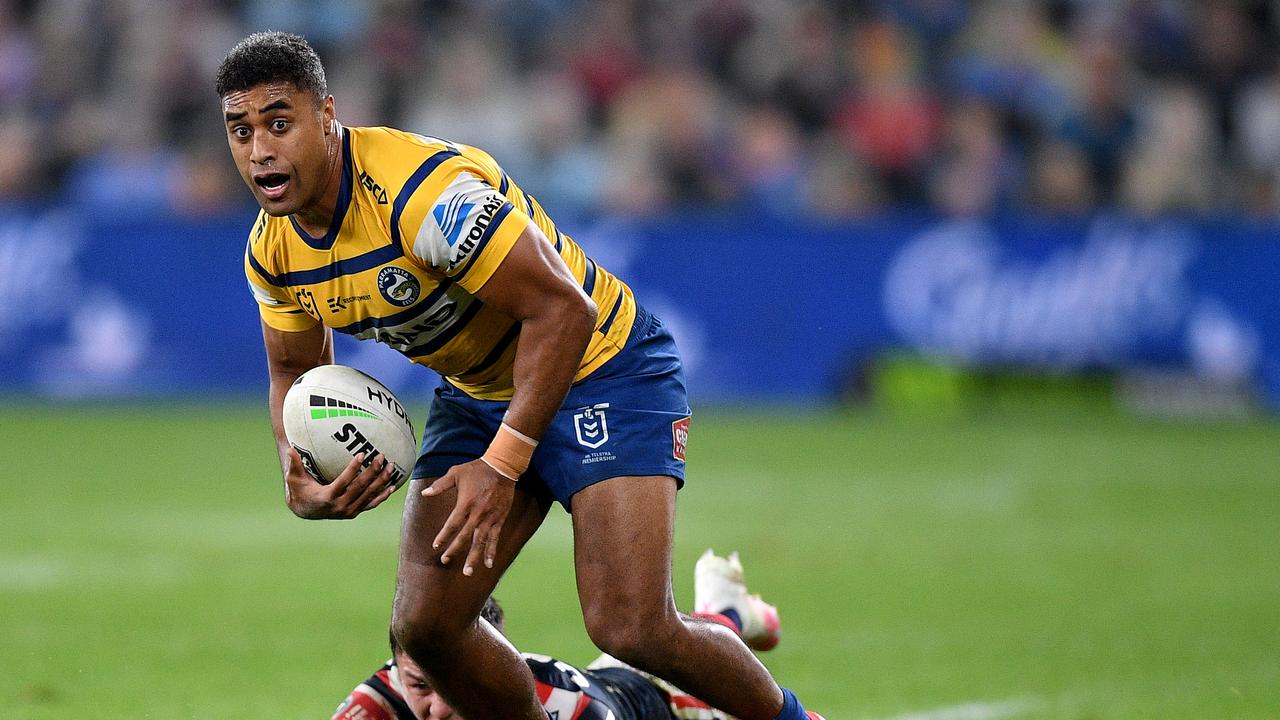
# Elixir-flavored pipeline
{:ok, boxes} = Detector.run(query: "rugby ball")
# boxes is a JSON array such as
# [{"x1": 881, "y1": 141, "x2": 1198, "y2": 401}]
[{"x1": 282, "y1": 365, "x2": 417, "y2": 487}]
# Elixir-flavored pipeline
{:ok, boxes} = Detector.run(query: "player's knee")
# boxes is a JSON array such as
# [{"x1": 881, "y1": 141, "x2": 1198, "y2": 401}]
[
  {"x1": 582, "y1": 605, "x2": 675, "y2": 667},
  {"x1": 391, "y1": 613, "x2": 435, "y2": 661},
  {"x1": 391, "y1": 598, "x2": 468, "y2": 666},
  {"x1": 584, "y1": 620, "x2": 647, "y2": 665}
]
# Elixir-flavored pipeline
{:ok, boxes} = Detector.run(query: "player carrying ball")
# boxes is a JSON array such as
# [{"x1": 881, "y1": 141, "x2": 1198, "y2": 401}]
[{"x1": 217, "y1": 31, "x2": 821, "y2": 720}]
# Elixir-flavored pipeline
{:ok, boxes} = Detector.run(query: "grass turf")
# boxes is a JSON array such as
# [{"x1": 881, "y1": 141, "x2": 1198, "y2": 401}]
[{"x1": 0, "y1": 402, "x2": 1277, "y2": 719}]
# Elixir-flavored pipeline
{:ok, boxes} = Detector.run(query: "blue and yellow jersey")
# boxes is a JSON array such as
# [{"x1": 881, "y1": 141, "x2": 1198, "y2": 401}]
[{"x1": 244, "y1": 125, "x2": 636, "y2": 400}]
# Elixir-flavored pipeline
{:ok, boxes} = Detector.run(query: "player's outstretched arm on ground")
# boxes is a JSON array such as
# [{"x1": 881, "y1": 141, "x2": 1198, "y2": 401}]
[
  {"x1": 423, "y1": 223, "x2": 597, "y2": 576},
  {"x1": 263, "y1": 321, "x2": 399, "y2": 519}
]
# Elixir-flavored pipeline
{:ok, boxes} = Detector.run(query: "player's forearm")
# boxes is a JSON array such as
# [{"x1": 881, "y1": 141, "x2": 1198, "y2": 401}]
[
  {"x1": 503, "y1": 294, "x2": 597, "y2": 442},
  {"x1": 261, "y1": 321, "x2": 333, "y2": 473},
  {"x1": 268, "y1": 374, "x2": 296, "y2": 470}
]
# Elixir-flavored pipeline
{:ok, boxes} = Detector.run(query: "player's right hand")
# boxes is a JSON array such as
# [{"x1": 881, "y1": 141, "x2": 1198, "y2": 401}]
[
  {"x1": 283, "y1": 448, "x2": 399, "y2": 519},
  {"x1": 422, "y1": 459, "x2": 516, "y2": 576}
]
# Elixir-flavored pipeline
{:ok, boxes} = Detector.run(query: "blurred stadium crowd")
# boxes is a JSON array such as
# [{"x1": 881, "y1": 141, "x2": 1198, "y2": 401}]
[{"x1": 3, "y1": 0, "x2": 1280, "y2": 219}]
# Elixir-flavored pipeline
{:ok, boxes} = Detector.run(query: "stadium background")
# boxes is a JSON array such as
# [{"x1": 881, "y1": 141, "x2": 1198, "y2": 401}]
[{"x1": 1, "y1": 1, "x2": 1278, "y2": 719}]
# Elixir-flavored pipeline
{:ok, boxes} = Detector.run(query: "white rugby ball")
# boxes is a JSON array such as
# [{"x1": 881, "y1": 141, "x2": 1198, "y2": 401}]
[{"x1": 282, "y1": 365, "x2": 417, "y2": 487}]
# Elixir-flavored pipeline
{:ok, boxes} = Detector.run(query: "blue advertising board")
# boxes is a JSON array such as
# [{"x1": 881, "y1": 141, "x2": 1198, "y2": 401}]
[{"x1": 0, "y1": 206, "x2": 1276, "y2": 409}]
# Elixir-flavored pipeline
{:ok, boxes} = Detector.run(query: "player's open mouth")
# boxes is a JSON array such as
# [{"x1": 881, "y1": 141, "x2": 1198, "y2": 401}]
[{"x1": 254, "y1": 173, "x2": 291, "y2": 200}]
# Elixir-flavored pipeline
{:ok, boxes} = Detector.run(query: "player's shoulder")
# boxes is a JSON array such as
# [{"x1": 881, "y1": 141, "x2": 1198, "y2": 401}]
[
  {"x1": 348, "y1": 125, "x2": 499, "y2": 183},
  {"x1": 348, "y1": 126, "x2": 460, "y2": 168},
  {"x1": 523, "y1": 652, "x2": 590, "y2": 689},
  {"x1": 349, "y1": 125, "x2": 487, "y2": 155},
  {"x1": 525, "y1": 654, "x2": 648, "y2": 720}
]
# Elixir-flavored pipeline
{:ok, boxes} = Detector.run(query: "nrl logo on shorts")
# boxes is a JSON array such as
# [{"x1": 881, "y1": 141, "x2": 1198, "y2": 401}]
[{"x1": 573, "y1": 402, "x2": 610, "y2": 449}]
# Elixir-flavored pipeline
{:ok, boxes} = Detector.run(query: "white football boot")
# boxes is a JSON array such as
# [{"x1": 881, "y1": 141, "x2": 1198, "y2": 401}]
[{"x1": 694, "y1": 549, "x2": 781, "y2": 651}]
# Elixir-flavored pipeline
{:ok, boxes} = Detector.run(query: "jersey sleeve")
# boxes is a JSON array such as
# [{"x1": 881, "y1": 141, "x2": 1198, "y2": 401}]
[
  {"x1": 400, "y1": 167, "x2": 532, "y2": 295},
  {"x1": 244, "y1": 238, "x2": 319, "y2": 332}
]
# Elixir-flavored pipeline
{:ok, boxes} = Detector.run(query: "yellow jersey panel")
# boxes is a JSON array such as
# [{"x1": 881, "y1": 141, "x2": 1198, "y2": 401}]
[{"x1": 244, "y1": 125, "x2": 637, "y2": 399}]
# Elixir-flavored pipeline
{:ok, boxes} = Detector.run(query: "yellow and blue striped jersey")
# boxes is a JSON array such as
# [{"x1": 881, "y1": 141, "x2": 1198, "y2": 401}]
[{"x1": 244, "y1": 125, "x2": 636, "y2": 400}]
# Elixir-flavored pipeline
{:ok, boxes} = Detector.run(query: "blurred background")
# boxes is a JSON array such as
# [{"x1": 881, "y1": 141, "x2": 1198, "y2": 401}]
[
  {"x1": 0, "y1": 0, "x2": 1277, "y2": 412},
  {"x1": 2, "y1": 2, "x2": 1279, "y2": 720}
]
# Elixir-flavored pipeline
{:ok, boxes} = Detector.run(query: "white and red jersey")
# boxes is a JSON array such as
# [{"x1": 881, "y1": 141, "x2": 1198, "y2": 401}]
[
  {"x1": 332, "y1": 662, "x2": 415, "y2": 720},
  {"x1": 332, "y1": 653, "x2": 732, "y2": 720}
]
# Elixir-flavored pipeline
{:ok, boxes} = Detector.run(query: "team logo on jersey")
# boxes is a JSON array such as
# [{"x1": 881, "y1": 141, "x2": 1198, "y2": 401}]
[
  {"x1": 432, "y1": 195, "x2": 476, "y2": 247},
  {"x1": 573, "y1": 403, "x2": 610, "y2": 449},
  {"x1": 672, "y1": 416, "x2": 690, "y2": 461},
  {"x1": 377, "y1": 267, "x2": 420, "y2": 307}
]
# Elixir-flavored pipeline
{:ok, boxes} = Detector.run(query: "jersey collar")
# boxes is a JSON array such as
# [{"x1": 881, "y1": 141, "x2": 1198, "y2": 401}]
[{"x1": 290, "y1": 124, "x2": 353, "y2": 251}]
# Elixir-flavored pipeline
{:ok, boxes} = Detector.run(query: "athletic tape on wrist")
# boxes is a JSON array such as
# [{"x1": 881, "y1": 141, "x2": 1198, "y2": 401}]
[{"x1": 481, "y1": 422, "x2": 538, "y2": 481}]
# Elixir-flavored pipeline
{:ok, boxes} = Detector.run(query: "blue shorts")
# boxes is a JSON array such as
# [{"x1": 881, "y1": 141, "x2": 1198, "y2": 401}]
[{"x1": 414, "y1": 306, "x2": 691, "y2": 510}]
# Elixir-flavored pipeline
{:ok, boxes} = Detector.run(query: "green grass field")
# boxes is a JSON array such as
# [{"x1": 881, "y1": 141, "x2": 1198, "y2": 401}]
[{"x1": 1, "y1": 402, "x2": 1277, "y2": 719}]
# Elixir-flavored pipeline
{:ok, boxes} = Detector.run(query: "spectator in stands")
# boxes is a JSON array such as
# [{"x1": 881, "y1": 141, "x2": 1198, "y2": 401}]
[{"x1": 4, "y1": 0, "x2": 1280, "y2": 218}]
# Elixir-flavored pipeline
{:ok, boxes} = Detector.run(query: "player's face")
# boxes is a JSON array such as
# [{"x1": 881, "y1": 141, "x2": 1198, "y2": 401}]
[
  {"x1": 221, "y1": 82, "x2": 337, "y2": 217},
  {"x1": 393, "y1": 651, "x2": 457, "y2": 719}
]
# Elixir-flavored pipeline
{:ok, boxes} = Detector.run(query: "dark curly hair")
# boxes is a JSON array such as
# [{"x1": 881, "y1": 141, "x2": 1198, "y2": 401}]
[{"x1": 215, "y1": 31, "x2": 327, "y2": 102}]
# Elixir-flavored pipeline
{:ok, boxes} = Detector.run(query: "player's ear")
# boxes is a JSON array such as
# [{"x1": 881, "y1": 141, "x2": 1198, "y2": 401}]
[{"x1": 322, "y1": 95, "x2": 336, "y2": 135}]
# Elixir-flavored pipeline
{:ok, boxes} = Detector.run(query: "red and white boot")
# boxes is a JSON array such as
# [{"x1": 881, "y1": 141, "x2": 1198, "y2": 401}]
[{"x1": 694, "y1": 549, "x2": 782, "y2": 651}]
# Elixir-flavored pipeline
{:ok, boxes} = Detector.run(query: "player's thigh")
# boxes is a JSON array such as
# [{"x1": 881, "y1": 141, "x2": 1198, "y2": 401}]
[
  {"x1": 532, "y1": 308, "x2": 691, "y2": 509},
  {"x1": 398, "y1": 378, "x2": 547, "y2": 625},
  {"x1": 570, "y1": 474, "x2": 680, "y2": 621},
  {"x1": 396, "y1": 475, "x2": 550, "y2": 632}
]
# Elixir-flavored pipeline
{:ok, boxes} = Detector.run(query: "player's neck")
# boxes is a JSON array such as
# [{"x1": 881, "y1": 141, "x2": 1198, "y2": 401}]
[{"x1": 292, "y1": 127, "x2": 345, "y2": 238}]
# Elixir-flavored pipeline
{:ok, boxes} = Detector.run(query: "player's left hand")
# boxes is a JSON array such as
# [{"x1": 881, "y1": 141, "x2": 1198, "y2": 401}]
[{"x1": 421, "y1": 459, "x2": 515, "y2": 576}]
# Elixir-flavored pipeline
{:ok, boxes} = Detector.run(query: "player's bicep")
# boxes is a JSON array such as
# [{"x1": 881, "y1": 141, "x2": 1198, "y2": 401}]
[
  {"x1": 262, "y1": 319, "x2": 332, "y2": 380},
  {"x1": 471, "y1": 223, "x2": 594, "y2": 323}
]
